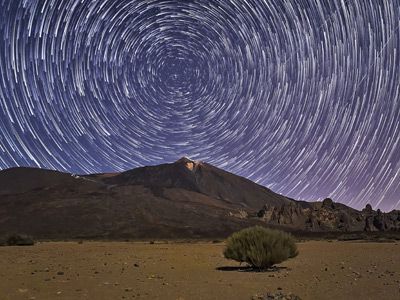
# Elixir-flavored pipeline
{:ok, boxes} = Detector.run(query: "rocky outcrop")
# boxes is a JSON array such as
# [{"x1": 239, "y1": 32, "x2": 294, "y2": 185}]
[
  {"x1": 257, "y1": 200, "x2": 400, "y2": 232},
  {"x1": 363, "y1": 208, "x2": 400, "y2": 232}
]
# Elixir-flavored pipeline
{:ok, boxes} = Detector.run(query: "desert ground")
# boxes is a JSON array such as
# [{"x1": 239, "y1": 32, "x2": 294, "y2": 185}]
[{"x1": 0, "y1": 241, "x2": 399, "y2": 300}]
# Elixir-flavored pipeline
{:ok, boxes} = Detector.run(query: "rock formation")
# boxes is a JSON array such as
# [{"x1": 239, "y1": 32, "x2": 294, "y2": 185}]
[{"x1": 256, "y1": 200, "x2": 400, "y2": 232}]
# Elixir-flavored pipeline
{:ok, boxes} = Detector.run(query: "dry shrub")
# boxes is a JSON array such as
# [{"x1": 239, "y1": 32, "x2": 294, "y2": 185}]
[
  {"x1": 6, "y1": 234, "x2": 34, "y2": 246},
  {"x1": 224, "y1": 226, "x2": 298, "y2": 269}
]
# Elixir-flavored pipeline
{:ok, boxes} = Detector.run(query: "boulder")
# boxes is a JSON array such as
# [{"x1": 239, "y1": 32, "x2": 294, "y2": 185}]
[{"x1": 322, "y1": 198, "x2": 335, "y2": 209}]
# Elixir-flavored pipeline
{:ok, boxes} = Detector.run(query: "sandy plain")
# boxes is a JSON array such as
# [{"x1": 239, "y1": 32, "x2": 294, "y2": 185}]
[{"x1": 0, "y1": 241, "x2": 399, "y2": 300}]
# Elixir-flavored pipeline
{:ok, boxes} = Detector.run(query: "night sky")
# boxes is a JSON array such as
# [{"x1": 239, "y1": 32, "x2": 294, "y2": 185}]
[{"x1": 0, "y1": 0, "x2": 399, "y2": 211}]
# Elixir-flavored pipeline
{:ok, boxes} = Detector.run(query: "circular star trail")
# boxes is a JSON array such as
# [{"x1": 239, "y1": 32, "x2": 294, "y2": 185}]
[{"x1": 0, "y1": 0, "x2": 399, "y2": 210}]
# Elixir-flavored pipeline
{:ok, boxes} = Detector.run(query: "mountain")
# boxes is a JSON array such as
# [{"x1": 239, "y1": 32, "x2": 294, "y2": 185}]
[
  {"x1": 102, "y1": 157, "x2": 291, "y2": 208},
  {"x1": 0, "y1": 158, "x2": 399, "y2": 240}
]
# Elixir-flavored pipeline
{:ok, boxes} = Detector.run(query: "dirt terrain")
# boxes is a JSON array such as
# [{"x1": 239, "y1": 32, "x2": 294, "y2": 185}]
[{"x1": 0, "y1": 241, "x2": 399, "y2": 300}]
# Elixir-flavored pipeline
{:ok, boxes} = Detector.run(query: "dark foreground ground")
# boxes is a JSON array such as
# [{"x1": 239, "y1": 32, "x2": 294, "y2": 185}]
[{"x1": 0, "y1": 241, "x2": 399, "y2": 300}]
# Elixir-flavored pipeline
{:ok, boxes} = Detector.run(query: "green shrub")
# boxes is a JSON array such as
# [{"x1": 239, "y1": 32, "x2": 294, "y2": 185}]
[{"x1": 223, "y1": 226, "x2": 298, "y2": 269}]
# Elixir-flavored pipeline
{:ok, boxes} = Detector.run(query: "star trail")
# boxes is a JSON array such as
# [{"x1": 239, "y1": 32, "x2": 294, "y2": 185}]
[{"x1": 0, "y1": 0, "x2": 399, "y2": 211}]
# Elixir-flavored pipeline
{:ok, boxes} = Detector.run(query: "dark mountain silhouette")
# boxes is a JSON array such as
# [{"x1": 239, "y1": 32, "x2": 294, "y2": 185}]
[
  {"x1": 103, "y1": 157, "x2": 291, "y2": 208},
  {"x1": 0, "y1": 158, "x2": 399, "y2": 239}
]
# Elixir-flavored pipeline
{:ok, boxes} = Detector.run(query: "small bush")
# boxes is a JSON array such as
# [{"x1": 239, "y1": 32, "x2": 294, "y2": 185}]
[
  {"x1": 6, "y1": 234, "x2": 34, "y2": 246},
  {"x1": 223, "y1": 226, "x2": 298, "y2": 269}
]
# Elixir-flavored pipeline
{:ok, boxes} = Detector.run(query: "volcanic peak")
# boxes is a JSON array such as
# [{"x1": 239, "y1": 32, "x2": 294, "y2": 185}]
[{"x1": 176, "y1": 156, "x2": 202, "y2": 171}]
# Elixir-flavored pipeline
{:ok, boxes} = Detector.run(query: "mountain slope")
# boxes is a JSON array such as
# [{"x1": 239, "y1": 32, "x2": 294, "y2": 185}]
[{"x1": 0, "y1": 167, "x2": 77, "y2": 195}]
